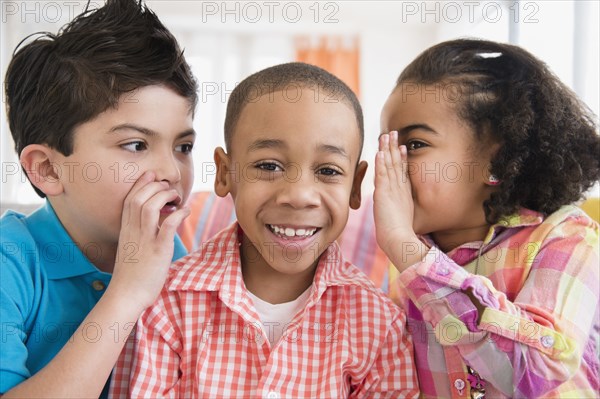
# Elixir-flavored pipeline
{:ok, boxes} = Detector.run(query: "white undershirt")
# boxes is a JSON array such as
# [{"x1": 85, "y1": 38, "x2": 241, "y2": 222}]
[{"x1": 247, "y1": 287, "x2": 312, "y2": 345}]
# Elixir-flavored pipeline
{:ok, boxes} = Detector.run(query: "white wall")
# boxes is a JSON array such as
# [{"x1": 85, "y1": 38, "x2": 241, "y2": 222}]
[{"x1": 1, "y1": 1, "x2": 598, "y2": 206}]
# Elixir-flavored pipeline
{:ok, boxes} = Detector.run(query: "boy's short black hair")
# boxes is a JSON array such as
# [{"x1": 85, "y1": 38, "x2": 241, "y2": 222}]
[
  {"x1": 396, "y1": 38, "x2": 600, "y2": 222},
  {"x1": 224, "y1": 62, "x2": 364, "y2": 158},
  {"x1": 5, "y1": 0, "x2": 198, "y2": 198}
]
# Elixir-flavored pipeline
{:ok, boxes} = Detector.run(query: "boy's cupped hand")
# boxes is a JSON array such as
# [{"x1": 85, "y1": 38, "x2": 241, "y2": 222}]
[{"x1": 109, "y1": 171, "x2": 190, "y2": 312}]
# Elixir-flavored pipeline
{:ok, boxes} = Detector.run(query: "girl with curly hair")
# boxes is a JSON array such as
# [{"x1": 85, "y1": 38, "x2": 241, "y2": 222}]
[{"x1": 374, "y1": 38, "x2": 599, "y2": 398}]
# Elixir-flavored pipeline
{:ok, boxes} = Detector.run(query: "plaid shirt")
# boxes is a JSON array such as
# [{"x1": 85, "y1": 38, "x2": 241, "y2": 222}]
[
  {"x1": 389, "y1": 205, "x2": 600, "y2": 398},
  {"x1": 111, "y1": 223, "x2": 418, "y2": 398}
]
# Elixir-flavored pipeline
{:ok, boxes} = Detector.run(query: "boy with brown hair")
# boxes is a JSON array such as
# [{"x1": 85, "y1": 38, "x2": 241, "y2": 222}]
[{"x1": 1, "y1": 0, "x2": 197, "y2": 396}]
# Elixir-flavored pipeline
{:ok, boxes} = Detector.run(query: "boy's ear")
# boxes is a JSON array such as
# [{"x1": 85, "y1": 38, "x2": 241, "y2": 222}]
[
  {"x1": 213, "y1": 147, "x2": 232, "y2": 198},
  {"x1": 349, "y1": 160, "x2": 368, "y2": 210},
  {"x1": 19, "y1": 144, "x2": 64, "y2": 197}
]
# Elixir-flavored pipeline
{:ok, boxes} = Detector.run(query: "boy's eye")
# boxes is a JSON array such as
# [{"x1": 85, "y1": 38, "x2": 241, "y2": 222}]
[
  {"x1": 176, "y1": 143, "x2": 194, "y2": 154},
  {"x1": 406, "y1": 140, "x2": 427, "y2": 151},
  {"x1": 256, "y1": 162, "x2": 283, "y2": 172},
  {"x1": 317, "y1": 167, "x2": 340, "y2": 176},
  {"x1": 121, "y1": 141, "x2": 147, "y2": 153}
]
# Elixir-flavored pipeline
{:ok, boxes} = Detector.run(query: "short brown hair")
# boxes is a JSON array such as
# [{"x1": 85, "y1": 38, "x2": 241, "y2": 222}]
[{"x1": 5, "y1": 0, "x2": 198, "y2": 197}]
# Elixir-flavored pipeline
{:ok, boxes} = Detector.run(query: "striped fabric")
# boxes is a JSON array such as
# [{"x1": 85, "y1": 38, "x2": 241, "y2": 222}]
[
  {"x1": 389, "y1": 206, "x2": 600, "y2": 398},
  {"x1": 178, "y1": 192, "x2": 390, "y2": 291},
  {"x1": 111, "y1": 223, "x2": 419, "y2": 398}
]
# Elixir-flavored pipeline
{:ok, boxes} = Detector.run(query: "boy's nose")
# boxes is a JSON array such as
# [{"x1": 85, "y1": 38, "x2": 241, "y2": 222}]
[
  {"x1": 275, "y1": 173, "x2": 320, "y2": 209},
  {"x1": 154, "y1": 153, "x2": 181, "y2": 184}
]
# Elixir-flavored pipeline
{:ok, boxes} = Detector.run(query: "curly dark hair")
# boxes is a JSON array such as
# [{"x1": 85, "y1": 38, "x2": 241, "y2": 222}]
[
  {"x1": 396, "y1": 38, "x2": 600, "y2": 223},
  {"x1": 5, "y1": 0, "x2": 198, "y2": 198}
]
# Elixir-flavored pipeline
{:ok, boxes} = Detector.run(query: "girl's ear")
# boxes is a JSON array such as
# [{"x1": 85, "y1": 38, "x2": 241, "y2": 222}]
[
  {"x1": 213, "y1": 147, "x2": 232, "y2": 197},
  {"x1": 19, "y1": 144, "x2": 64, "y2": 196},
  {"x1": 349, "y1": 161, "x2": 368, "y2": 210},
  {"x1": 482, "y1": 142, "x2": 503, "y2": 185}
]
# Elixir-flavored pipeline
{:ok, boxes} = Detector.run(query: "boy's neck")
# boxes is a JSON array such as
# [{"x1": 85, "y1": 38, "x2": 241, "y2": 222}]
[
  {"x1": 49, "y1": 199, "x2": 117, "y2": 274},
  {"x1": 239, "y1": 238, "x2": 317, "y2": 304}
]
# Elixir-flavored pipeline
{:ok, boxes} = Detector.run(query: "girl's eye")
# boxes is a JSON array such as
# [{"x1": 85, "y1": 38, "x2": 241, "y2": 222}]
[
  {"x1": 121, "y1": 141, "x2": 147, "y2": 153},
  {"x1": 256, "y1": 162, "x2": 282, "y2": 172},
  {"x1": 406, "y1": 140, "x2": 427, "y2": 151},
  {"x1": 176, "y1": 143, "x2": 194, "y2": 154}
]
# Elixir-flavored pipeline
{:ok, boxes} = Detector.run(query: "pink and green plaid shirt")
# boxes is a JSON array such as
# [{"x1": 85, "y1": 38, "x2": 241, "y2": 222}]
[{"x1": 389, "y1": 205, "x2": 599, "y2": 398}]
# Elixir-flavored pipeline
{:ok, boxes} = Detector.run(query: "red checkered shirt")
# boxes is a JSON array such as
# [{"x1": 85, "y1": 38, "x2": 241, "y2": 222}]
[{"x1": 110, "y1": 223, "x2": 418, "y2": 398}]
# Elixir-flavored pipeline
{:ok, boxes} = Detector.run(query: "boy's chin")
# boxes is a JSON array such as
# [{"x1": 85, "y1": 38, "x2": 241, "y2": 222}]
[{"x1": 267, "y1": 255, "x2": 320, "y2": 276}]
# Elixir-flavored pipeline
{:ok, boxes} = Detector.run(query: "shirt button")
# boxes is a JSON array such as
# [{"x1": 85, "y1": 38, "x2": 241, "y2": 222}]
[
  {"x1": 437, "y1": 266, "x2": 450, "y2": 276},
  {"x1": 541, "y1": 335, "x2": 555, "y2": 348},
  {"x1": 454, "y1": 378, "x2": 465, "y2": 390},
  {"x1": 92, "y1": 280, "x2": 105, "y2": 291},
  {"x1": 266, "y1": 391, "x2": 279, "y2": 399}
]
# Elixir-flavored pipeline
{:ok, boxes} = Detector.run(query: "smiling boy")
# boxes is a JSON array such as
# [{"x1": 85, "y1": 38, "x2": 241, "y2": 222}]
[
  {"x1": 0, "y1": 0, "x2": 197, "y2": 397},
  {"x1": 111, "y1": 62, "x2": 418, "y2": 398}
]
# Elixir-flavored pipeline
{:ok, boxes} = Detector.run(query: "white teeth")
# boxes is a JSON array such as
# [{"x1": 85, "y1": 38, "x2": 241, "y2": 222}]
[{"x1": 268, "y1": 225, "x2": 317, "y2": 238}]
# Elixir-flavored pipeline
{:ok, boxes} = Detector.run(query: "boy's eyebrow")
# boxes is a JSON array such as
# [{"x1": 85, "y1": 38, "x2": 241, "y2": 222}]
[
  {"x1": 317, "y1": 144, "x2": 350, "y2": 161},
  {"x1": 247, "y1": 139, "x2": 286, "y2": 152},
  {"x1": 247, "y1": 140, "x2": 350, "y2": 161},
  {"x1": 108, "y1": 123, "x2": 196, "y2": 139}
]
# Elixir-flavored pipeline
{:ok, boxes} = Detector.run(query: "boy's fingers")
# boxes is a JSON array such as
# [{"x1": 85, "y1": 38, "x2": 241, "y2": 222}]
[
  {"x1": 123, "y1": 170, "x2": 156, "y2": 204},
  {"x1": 137, "y1": 189, "x2": 182, "y2": 235},
  {"x1": 121, "y1": 171, "x2": 154, "y2": 226},
  {"x1": 121, "y1": 181, "x2": 170, "y2": 229},
  {"x1": 156, "y1": 207, "x2": 191, "y2": 244}
]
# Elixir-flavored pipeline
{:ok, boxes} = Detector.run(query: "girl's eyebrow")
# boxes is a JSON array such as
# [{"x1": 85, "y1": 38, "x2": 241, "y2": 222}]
[
  {"x1": 379, "y1": 124, "x2": 439, "y2": 140},
  {"x1": 398, "y1": 124, "x2": 439, "y2": 136}
]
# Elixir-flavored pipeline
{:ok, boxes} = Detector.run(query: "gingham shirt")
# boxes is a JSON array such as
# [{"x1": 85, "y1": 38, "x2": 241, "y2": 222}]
[
  {"x1": 389, "y1": 205, "x2": 600, "y2": 398},
  {"x1": 111, "y1": 223, "x2": 418, "y2": 398}
]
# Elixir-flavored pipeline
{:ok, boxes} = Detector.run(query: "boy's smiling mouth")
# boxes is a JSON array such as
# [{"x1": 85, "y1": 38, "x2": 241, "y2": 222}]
[{"x1": 267, "y1": 224, "x2": 320, "y2": 239}]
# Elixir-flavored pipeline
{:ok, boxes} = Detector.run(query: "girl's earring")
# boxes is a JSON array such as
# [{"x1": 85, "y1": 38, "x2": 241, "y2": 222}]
[{"x1": 488, "y1": 175, "x2": 501, "y2": 186}]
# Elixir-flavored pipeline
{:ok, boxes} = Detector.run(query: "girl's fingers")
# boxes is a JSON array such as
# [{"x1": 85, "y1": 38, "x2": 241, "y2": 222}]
[
  {"x1": 378, "y1": 133, "x2": 386, "y2": 152},
  {"x1": 389, "y1": 131, "x2": 403, "y2": 174},
  {"x1": 374, "y1": 150, "x2": 388, "y2": 189},
  {"x1": 398, "y1": 144, "x2": 409, "y2": 187},
  {"x1": 382, "y1": 134, "x2": 399, "y2": 184}
]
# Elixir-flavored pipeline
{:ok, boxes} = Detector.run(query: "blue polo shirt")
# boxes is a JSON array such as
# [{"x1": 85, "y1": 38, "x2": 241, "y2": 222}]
[{"x1": 0, "y1": 201, "x2": 187, "y2": 395}]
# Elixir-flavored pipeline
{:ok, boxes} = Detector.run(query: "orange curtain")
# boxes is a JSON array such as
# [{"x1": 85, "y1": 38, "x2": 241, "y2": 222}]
[{"x1": 295, "y1": 36, "x2": 360, "y2": 98}]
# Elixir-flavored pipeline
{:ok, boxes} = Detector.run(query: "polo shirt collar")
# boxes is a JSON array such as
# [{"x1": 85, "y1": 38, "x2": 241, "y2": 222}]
[{"x1": 27, "y1": 201, "x2": 107, "y2": 280}]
